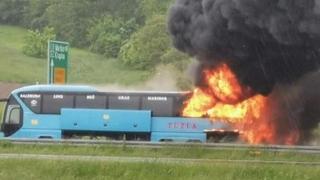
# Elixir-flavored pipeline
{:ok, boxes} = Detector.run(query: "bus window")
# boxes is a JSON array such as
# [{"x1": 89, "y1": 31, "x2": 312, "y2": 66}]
[
  {"x1": 5, "y1": 105, "x2": 21, "y2": 124},
  {"x1": 141, "y1": 96, "x2": 174, "y2": 116},
  {"x1": 108, "y1": 95, "x2": 140, "y2": 110},
  {"x1": 75, "y1": 94, "x2": 107, "y2": 109},
  {"x1": 1, "y1": 95, "x2": 22, "y2": 137},
  {"x1": 19, "y1": 93, "x2": 41, "y2": 113},
  {"x1": 42, "y1": 94, "x2": 74, "y2": 114}
]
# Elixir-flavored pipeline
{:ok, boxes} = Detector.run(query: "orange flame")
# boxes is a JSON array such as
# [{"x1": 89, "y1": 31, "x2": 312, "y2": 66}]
[
  {"x1": 204, "y1": 64, "x2": 244, "y2": 103},
  {"x1": 182, "y1": 63, "x2": 299, "y2": 144},
  {"x1": 182, "y1": 88, "x2": 216, "y2": 117}
]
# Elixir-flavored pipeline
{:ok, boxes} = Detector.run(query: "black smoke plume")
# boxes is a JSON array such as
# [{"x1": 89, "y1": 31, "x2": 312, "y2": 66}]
[
  {"x1": 168, "y1": 0, "x2": 320, "y2": 144},
  {"x1": 267, "y1": 72, "x2": 320, "y2": 143},
  {"x1": 168, "y1": 0, "x2": 320, "y2": 95}
]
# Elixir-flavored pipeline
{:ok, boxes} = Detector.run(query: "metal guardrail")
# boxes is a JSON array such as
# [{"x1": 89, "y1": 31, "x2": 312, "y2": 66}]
[{"x1": 1, "y1": 138, "x2": 320, "y2": 153}]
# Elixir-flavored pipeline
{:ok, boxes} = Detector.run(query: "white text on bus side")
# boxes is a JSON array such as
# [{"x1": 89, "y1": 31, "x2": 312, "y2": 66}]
[{"x1": 53, "y1": 94, "x2": 63, "y2": 99}]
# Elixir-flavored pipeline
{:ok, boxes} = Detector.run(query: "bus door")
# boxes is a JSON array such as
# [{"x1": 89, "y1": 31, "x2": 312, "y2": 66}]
[{"x1": 1, "y1": 96, "x2": 22, "y2": 137}]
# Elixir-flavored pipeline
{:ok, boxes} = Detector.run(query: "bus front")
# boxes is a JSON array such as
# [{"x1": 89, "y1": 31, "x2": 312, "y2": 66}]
[{"x1": 0, "y1": 94, "x2": 22, "y2": 138}]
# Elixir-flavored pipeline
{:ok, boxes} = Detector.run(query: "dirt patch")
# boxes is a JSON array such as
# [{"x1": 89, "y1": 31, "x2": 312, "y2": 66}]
[{"x1": 0, "y1": 82, "x2": 23, "y2": 99}]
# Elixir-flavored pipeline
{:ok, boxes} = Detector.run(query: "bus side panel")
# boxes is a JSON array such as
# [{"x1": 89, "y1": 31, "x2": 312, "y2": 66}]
[
  {"x1": 150, "y1": 117, "x2": 239, "y2": 142},
  {"x1": 60, "y1": 109, "x2": 152, "y2": 132},
  {"x1": 22, "y1": 112, "x2": 61, "y2": 129},
  {"x1": 8, "y1": 110, "x2": 62, "y2": 139},
  {"x1": 150, "y1": 117, "x2": 212, "y2": 142},
  {"x1": 9, "y1": 129, "x2": 61, "y2": 139},
  {"x1": 151, "y1": 117, "x2": 213, "y2": 133}
]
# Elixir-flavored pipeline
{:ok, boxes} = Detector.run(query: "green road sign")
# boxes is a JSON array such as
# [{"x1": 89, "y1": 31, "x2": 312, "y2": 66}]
[{"x1": 48, "y1": 40, "x2": 69, "y2": 84}]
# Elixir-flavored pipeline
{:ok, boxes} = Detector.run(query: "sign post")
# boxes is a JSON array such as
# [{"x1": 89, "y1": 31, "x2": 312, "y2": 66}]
[{"x1": 48, "y1": 40, "x2": 69, "y2": 84}]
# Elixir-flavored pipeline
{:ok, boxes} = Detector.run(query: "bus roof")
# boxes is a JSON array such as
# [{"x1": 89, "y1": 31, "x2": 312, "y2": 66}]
[
  {"x1": 10, "y1": 84, "x2": 191, "y2": 95},
  {"x1": 11, "y1": 84, "x2": 97, "y2": 94}
]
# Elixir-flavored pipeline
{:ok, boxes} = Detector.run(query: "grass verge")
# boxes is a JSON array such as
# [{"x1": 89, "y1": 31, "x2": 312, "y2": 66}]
[
  {"x1": 0, "y1": 158, "x2": 319, "y2": 180},
  {"x1": 0, "y1": 142, "x2": 320, "y2": 179},
  {"x1": 0, "y1": 142, "x2": 320, "y2": 162},
  {"x1": 0, "y1": 25, "x2": 151, "y2": 84}
]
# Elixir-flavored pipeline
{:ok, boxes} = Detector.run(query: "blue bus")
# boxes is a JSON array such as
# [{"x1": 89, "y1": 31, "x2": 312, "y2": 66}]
[{"x1": 0, "y1": 85, "x2": 238, "y2": 142}]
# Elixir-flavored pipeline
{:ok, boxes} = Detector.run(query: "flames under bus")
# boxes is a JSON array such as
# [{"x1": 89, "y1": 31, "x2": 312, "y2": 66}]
[{"x1": 0, "y1": 85, "x2": 238, "y2": 142}]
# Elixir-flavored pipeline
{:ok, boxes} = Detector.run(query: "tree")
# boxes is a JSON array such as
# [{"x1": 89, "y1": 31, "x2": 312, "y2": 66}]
[
  {"x1": 87, "y1": 16, "x2": 138, "y2": 58},
  {"x1": 0, "y1": 0, "x2": 170, "y2": 50},
  {"x1": 91, "y1": 0, "x2": 144, "y2": 24},
  {"x1": 119, "y1": 15, "x2": 171, "y2": 70},
  {"x1": 0, "y1": 0, "x2": 28, "y2": 25},
  {"x1": 43, "y1": 0, "x2": 143, "y2": 48},
  {"x1": 44, "y1": 0, "x2": 92, "y2": 47},
  {"x1": 139, "y1": 0, "x2": 173, "y2": 19},
  {"x1": 23, "y1": 0, "x2": 52, "y2": 29}
]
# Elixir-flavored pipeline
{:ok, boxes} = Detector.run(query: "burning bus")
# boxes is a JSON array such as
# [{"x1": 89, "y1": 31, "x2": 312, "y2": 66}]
[
  {"x1": 0, "y1": 62, "x2": 307, "y2": 145},
  {"x1": 0, "y1": 84, "x2": 239, "y2": 142}
]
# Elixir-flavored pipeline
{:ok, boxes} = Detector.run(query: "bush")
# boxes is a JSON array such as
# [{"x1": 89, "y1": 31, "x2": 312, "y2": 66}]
[
  {"x1": 119, "y1": 15, "x2": 171, "y2": 70},
  {"x1": 22, "y1": 27, "x2": 56, "y2": 58},
  {"x1": 87, "y1": 16, "x2": 138, "y2": 58}
]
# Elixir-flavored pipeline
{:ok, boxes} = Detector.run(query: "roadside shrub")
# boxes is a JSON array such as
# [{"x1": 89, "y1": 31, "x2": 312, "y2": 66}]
[{"x1": 22, "y1": 26, "x2": 56, "y2": 58}]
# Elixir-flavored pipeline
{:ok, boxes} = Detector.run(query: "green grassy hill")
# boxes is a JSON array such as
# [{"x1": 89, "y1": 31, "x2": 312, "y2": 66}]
[{"x1": 0, "y1": 25, "x2": 150, "y2": 85}]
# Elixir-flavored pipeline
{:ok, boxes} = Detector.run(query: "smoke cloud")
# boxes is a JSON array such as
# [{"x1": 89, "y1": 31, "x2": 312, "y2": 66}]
[
  {"x1": 168, "y1": 0, "x2": 320, "y2": 144},
  {"x1": 265, "y1": 71, "x2": 320, "y2": 143},
  {"x1": 168, "y1": 0, "x2": 320, "y2": 94}
]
